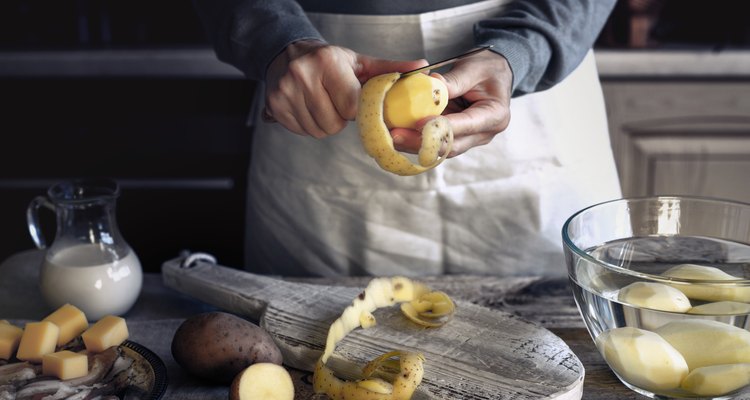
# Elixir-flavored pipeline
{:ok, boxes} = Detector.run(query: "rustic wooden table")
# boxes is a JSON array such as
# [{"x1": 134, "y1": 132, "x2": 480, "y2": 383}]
[
  {"x1": 0, "y1": 250, "x2": 639, "y2": 399},
  {"x1": 298, "y1": 275, "x2": 639, "y2": 399}
]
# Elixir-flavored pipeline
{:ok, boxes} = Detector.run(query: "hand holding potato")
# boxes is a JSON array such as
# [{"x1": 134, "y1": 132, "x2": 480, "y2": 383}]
[
  {"x1": 264, "y1": 40, "x2": 428, "y2": 138},
  {"x1": 390, "y1": 50, "x2": 513, "y2": 157}
]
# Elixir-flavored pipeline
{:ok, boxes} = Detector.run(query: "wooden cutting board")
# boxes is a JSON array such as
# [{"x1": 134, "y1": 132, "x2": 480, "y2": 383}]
[{"x1": 161, "y1": 256, "x2": 584, "y2": 399}]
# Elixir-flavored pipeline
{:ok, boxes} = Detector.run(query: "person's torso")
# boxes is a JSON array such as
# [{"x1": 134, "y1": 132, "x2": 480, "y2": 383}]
[{"x1": 245, "y1": 1, "x2": 622, "y2": 277}]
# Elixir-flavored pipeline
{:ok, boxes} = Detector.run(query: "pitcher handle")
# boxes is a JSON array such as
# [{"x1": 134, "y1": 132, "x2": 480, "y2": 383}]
[{"x1": 27, "y1": 195, "x2": 54, "y2": 249}]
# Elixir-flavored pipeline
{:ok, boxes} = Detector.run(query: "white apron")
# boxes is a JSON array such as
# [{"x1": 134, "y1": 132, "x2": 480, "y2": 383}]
[{"x1": 244, "y1": 0, "x2": 622, "y2": 277}]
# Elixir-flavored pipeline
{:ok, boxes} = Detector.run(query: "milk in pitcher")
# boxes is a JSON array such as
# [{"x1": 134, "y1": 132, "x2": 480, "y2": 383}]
[{"x1": 40, "y1": 243, "x2": 143, "y2": 321}]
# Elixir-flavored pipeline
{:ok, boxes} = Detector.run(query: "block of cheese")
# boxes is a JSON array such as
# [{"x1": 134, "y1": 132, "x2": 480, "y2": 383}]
[
  {"x1": 16, "y1": 321, "x2": 60, "y2": 362},
  {"x1": 43, "y1": 304, "x2": 89, "y2": 346},
  {"x1": 81, "y1": 315, "x2": 129, "y2": 353},
  {"x1": 42, "y1": 350, "x2": 89, "y2": 380},
  {"x1": 0, "y1": 321, "x2": 24, "y2": 360}
]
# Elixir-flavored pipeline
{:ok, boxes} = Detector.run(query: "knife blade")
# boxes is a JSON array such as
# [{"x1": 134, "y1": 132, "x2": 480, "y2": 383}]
[{"x1": 400, "y1": 45, "x2": 493, "y2": 77}]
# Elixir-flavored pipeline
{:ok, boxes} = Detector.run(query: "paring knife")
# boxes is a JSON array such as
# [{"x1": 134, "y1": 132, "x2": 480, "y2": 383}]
[{"x1": 401, "y1": 44, "x2": 493, "y2": 77}]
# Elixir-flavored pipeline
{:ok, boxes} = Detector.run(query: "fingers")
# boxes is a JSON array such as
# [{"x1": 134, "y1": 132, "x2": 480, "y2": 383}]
[
  {"x1": 264, "y1": 43, "x2": 432, "y2": 139},
  {"x1": 390, "y1": 128, "x2": 423, "y2": 153},
  {"x1": 264, "y1": 43, "x2": 357, "y2": 138},
  {"x1": 429, "y1": 52, "x2": 513, "y2": 157},
  {"x1": 390, "y1": 106, "x2": 508, "y2": 158},
  {"x1": 266, "y1": 73, "x2": 339, "y2": 139}
]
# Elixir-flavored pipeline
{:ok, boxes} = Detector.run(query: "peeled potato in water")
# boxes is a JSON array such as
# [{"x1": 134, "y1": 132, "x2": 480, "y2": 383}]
[
  {"x1": 617, "y1": 281, "x2": 692, "y2": 312},
  {"x1": 661, "y1": 264, "x2": 750, "y2": 302},
  {"x1": 596, "y1": 327, "x2": 688, "y2": 392}
]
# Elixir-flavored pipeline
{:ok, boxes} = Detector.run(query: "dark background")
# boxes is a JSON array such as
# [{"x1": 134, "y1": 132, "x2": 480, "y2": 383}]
[
  {"x1": 1, "y1": 0, "x2": 748, "y2": 272},
  {"x1": 0, "y1": 0, "x2": 254, "y2": 272}
]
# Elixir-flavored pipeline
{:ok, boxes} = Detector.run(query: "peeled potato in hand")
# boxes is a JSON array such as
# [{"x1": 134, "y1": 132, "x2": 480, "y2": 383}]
[
  {"x1": 384, "y1": 73, "x2": 448, "y2": 129},
  {"x1": 358, "y1": 73, "x2": 453, "y2": 176}
]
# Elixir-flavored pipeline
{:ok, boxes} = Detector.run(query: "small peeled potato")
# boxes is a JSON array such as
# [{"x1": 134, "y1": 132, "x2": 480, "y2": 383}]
[
  {"x1": 384, "y1": 73, "x2": 448, "y2": 129},
  {"x1": 681, "y1": 363, "x2": 750, "y2": 396},
  {"x1": 661, "y1": 264, "x2": 750, "y2": 302},
  {"x1": 617, "y1": 282, "x2": 691, "y2": 312},
  {"x1": 688, "y1": 301, "x2": 750, "y2": 315},
  {"x1": 230, "y1": 363, "x2": 294, "y2": 400},
  {"x1": 655, "y1": 319, "x2": 750, "y2": 370},
  {"x1": 596, "y1": 327, "x2": 688, "y2": 392}
]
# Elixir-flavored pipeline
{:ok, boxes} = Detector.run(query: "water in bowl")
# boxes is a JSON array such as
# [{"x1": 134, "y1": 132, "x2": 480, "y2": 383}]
[{"x1": 570, "y1": 235, "x2": 750, "y2": 398}]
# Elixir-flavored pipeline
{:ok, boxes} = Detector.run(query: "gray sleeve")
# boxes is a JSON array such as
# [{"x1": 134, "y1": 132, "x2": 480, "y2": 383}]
[
  {"x1": 475, "y1": 0, "x2": 616, "y2": 96},
  {"x1": 193, "y1": 0, "x2": 325, "y2": 81}
]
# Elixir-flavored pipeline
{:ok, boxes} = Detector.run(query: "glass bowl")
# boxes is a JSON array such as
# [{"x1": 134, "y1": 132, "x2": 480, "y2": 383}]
[{"x1": 563, "y1": 196, "x2": 750, "y2": 399}]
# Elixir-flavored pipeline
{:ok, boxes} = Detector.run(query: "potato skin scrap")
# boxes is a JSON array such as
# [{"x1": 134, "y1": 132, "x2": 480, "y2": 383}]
[
  {"x1": 313, "y1": 352, "x2": 424, "y2": 400},
  {"x1": 313, "y1": 277, "x2": 443, "y2": 400}
]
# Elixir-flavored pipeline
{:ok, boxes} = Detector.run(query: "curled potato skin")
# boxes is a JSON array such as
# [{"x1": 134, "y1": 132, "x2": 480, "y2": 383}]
[
  {"x1": 313, "y1": 351, "x2": 425, "y2": 400},
  {"x1": 400, "y1": 290, "x2": 455, "y2": 328},
  {"x1": 357, "y1": 73, "x2": 453, "y2": 176},
  {"x1": 312, "y1": 277, "x2": 452, "y2": 400}
]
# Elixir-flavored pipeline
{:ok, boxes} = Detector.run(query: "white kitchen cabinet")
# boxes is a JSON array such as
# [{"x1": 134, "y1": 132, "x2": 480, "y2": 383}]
[{"x1": 596, "y1": 50, "x2": 750, "y2": 203}]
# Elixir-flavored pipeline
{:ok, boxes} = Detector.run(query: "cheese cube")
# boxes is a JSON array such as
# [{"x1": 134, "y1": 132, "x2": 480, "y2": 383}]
[
  {"x1": 0, "y1": 321, "x2": 23, "y2": 360},
  {"x1": 16, "y1": 321, "x2": 60, "y2": 362},
  {"x1": 81, "y1": 315, "x2": 128, "y2": 353},
  {"x1": 42, "y1": 350, "x2": 89, "y2": 380},
  {"x1": 43, "y1": 304, "x2": 89, "y2": 346}
]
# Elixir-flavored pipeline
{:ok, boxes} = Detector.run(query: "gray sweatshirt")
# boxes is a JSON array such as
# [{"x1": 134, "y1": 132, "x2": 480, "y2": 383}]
[{"x1": 193, "y1": 0, "x2": 616, "y2": 96}]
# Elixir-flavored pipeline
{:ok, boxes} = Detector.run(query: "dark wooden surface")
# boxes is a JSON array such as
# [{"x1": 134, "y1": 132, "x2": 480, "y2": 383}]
[
  {"x1": 1, "y1": 250, "x2": 639, "y2": 399},
  {"x1": 294, "y1": 275, "x2": 640, "y2": 399}
]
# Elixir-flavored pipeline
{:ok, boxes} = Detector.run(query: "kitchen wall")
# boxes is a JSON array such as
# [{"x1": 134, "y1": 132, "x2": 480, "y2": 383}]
[
  {"x1": 1, "y1": 0, "x2": 749, "y2": 272},
  {"x1": 594, "y1": 0, "x2": 750, "y2": 204},
  {"x1": 0, "y1": 0, "x2": 252, "y2": 272}
]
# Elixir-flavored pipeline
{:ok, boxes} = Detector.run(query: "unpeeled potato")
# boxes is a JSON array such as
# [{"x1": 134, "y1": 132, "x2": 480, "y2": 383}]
[{"x1": 171, "y1": 312, "x2": 283, "y2": 384}]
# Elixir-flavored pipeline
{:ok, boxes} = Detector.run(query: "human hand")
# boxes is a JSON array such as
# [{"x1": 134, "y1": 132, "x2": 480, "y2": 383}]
[
  {"x1": 264, "y1": 40, "x2": 428, "y2": 139},
  {"x1": 390, "y1": 51, "x2": 513, "y2": 157}
]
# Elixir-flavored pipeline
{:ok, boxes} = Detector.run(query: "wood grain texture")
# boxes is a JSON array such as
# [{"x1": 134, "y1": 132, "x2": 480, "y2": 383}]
[{"x1": 162, "y1": 257, "x2": 584, "y2": 399}]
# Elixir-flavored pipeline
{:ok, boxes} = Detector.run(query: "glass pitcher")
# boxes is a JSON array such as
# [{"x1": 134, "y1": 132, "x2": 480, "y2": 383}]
[{"x1": 27, "y1": 178, "x2": 143, "y2": 321}]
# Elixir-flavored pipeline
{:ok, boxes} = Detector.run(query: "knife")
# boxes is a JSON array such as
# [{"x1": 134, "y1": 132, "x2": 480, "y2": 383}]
[{"x1": 400, "y1": 44, "x2": 493, "y2": 77}]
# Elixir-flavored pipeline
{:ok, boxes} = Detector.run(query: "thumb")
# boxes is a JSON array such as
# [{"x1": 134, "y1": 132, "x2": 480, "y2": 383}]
[{"x1": 355, "y1": 55, "x2": 429, "y2": 83}]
